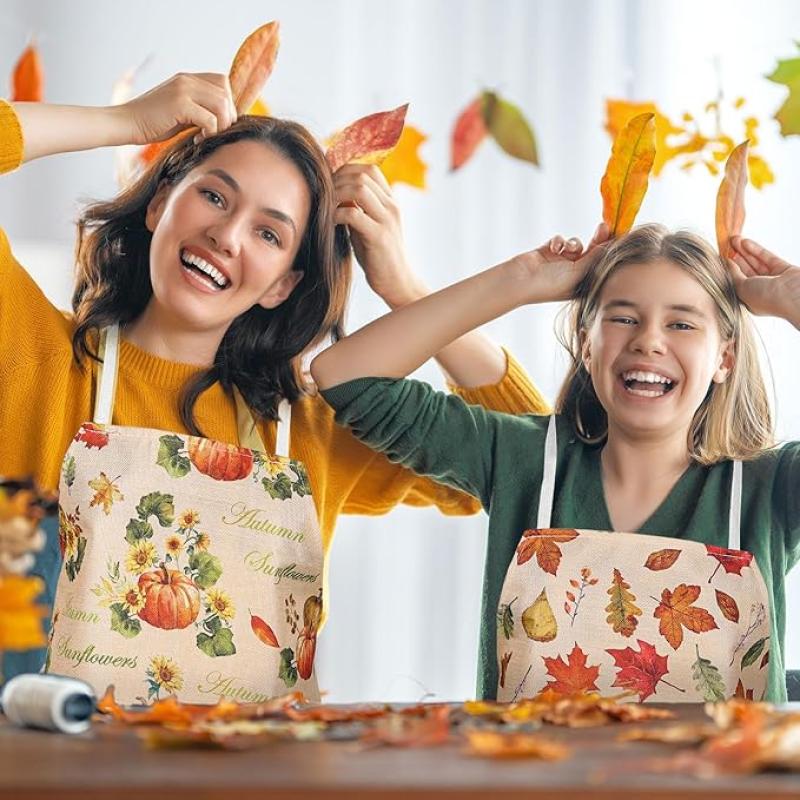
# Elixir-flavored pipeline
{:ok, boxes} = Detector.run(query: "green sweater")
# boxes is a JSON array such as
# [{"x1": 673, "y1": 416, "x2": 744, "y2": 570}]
[{"x1": 322, "y1": 377, "x2": 800, "y2": 702}]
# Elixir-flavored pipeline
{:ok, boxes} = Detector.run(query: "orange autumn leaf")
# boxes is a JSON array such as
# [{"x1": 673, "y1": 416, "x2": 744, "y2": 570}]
[
  {"x1": 465, "y1": 729, "x2": 569, "y2": 760},
  {"x1": 644, "y1": 548, "x2": 682, "y2": 571},
  {"x1": 229, "y1": 21, "x2": 280, "y2": 114},
  {"x1": 715, "y1": 141, "x2": 749, "y2": 259},
  {"x1": 542, "y1": 643, "x2": 601, "y2": 695},
  {"x1": 379, "y1": 124, "x2": 427, "y2": 189},
  {"x1": 516, "y1": 529, "x2": 578, "y2": 575},
  {"x1": 12, "y1": 43, "x2": 44, "y2": 102},
  {"x1": 249, "y1": 610, "x2": 279, "y2": 647},
  {"x1": 654, "y1": 583, "x2": 718, "y2": 651},
  {"x1": 715, "y1": 589, "x2": 740, "y2": 623},
  {"x1": 600, "y1": 112, "x2": 656, "y2": 236},
  {"x1": 247, "y1": 97, "x2": 270, "y2": 117},
  {"x1": 451, "y1": 97, "x2": 488, "y2": 171},
  {"x1": 325, "y1": 104, "x2": 408, "y2": 173},
  {"x1": 87, "y1": 472, "x2": 123, "y2": 516},
  {"x1": 0, "y1": 574, "x2": 47, "y2": 649},
  {"x1": 361, "y1": 705, "x2": 451, "y2": 747}
]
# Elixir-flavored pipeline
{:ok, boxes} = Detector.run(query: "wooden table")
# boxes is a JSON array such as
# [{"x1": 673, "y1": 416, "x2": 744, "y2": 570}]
[{"x1": 2, "y1": 704, "x2": 800, "y2": 799}]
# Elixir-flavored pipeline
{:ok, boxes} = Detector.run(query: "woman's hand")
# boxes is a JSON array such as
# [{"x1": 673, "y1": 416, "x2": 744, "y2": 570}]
[
  {"x1": 729, "y1": 237, "x2": 800, "y2": 328},
  {"x1": 123, "y1": 72, "x2": 238, "y2": 145},
  {"x1": 333, "y1": 164, "x2": 424, "y2": 308},
  {"x1": 511, "y1": 223, "x2": 611, "y2": 304}
]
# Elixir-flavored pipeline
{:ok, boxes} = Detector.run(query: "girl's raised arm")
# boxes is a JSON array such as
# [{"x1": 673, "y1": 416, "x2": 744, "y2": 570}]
[{"x1": 13, "y1": 73, "x2": 236, "y2": 164}]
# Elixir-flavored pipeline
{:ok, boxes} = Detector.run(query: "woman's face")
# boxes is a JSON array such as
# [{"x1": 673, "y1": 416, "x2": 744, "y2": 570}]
[
  {"x1": 583, "y1": 258, "x2": 734, "y2": 442},
  {"x1": 145, "y1": 139, "x2": 311, "y2": 335}
]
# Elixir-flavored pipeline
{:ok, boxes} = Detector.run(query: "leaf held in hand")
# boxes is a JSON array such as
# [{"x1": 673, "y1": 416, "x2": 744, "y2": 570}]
[
  {"x1": 451, "y1": 97, "x2": 488, "y2": 171},
  {"x1": 600, "y1": 112, "x2": 656, "y2": 236},
  {"x1": 12, "y1": 43, "x2": 44, "y2": 102},
  {"x1": 229, "y1": 21, "x2": 281, "y2": 114},
  {"x1": 715, "y1": 141, "x2": 748, "y2": 259},
  {"x1": 481, "y1": 91, "x2": 539, "y2": 166},
  {"x1": 326, "y1": 104, "x2": 409, "y2": 173}
]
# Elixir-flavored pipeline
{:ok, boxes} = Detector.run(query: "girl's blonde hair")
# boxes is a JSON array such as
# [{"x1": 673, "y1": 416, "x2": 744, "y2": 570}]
[{"x1": 555, "y1": 223, "x2": 774, "y2": 464}]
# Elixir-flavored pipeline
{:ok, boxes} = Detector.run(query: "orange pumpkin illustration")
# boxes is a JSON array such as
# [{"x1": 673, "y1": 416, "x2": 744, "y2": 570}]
[
  {"x1": 187, "y1": 437, "x2": 254, "y2": 481},
  {"x1": 138, "y1": 565, "x2": 201, "y2": 629},
  {"x1": 296, "y1": 629, "x2": 316, "y2": 680}
]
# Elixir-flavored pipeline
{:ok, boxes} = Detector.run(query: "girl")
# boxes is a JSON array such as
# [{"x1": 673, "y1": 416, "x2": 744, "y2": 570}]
[
  {"x1": 0, "y1": 73, "x2": 548, "y2": 700},
  {"x1": 311, "y1": 224, "x2": 800, "y2": 703}
]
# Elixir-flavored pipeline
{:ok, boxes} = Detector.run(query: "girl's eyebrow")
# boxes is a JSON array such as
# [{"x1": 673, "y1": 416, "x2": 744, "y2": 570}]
[
  {"x1": 204, "y1": 168, "x2": 297, "y2": 234},
  {"x1": 603, "y1": 299, "x2": 707, "y2": 317}
]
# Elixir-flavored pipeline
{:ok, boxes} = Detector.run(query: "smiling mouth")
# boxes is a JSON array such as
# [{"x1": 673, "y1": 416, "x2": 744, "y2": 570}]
[
  {"x1": 619, "y1": 370, "x2": 677, "y2": 399},
  {"x1": 180, "y1": 249, "x2": 230, "y2": 290}
]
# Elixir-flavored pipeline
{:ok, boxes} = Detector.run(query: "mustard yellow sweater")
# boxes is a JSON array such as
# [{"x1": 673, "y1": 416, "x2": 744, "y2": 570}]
[{"x1": 0, "y1": 99, "x2": 549, "y2": 584}]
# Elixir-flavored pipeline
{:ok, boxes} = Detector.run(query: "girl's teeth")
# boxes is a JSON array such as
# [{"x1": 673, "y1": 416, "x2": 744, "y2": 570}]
[{"x1": 181, "y1": 251, "x2": 228, "y2": 288}]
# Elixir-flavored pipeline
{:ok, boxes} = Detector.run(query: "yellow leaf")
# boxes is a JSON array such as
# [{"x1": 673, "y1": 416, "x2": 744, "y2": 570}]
[
  {"x1": 0, "y1": 575, "x2": 47, "y2": 649},
  {"x1": 88, "y1": 472, "x2": 123, "y2": 516},
  {"x1": 521, "y1": 588, "x2": 557, "y2": 642},
  {"x1": 743, "y1": 116, "x2": 759, "y2": 147},
  {"x1": 600, "y1": 112, "x2": 656, "y2": 236},
  {"x1": 703, "y1": 160, "x2": 720, "y2": 176},
  {"x1": 733, "y1": 97, "x2": 746, "y2": 109},
  {"x1": 605, "y1": 99, "x2": 684, "y2": 176},
  {"x1": 747, "y1": 154, "x2": 774, "y2": 190},
  {"x1": 715, "y1": 141, "x2": 749, "y2": 258},
  {"x1": 379, "y1": 124, "x2": 427, "y2": 189},
  {"x1": 247, "y1": 97, "x2": 270, "y2": 117}
]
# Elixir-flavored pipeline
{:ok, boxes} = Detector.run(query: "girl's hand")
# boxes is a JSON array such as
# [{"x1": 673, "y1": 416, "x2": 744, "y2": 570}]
[
  {"x1": 512, "y1": 223, "x2": 611, "y2": 303},
  {"x1": 333, "y1": 164, "x2": 423, "y2": 308},
  {"x1": 123, "y1": 73, "x2": 238, "y2": 145},
  {"x1": 729, "y1": 237, "x2": 800, "y2": 326}
]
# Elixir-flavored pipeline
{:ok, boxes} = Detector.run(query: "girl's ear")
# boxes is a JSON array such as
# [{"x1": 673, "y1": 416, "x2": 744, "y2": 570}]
[
  {"x1": 712, "y1": 339, "x2": 736, "y2": 383},
  {"x1": 145, "y1": 184, "x2": 171, "y2": 233},
  {"x1": 258, "y1": 270, "x2": 305, "y2": 310}
]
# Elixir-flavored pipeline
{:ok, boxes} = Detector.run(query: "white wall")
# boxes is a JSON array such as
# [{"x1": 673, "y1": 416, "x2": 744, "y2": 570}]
[{"x1": 2, "y1": 0, "x2": 799, "y2": 700}]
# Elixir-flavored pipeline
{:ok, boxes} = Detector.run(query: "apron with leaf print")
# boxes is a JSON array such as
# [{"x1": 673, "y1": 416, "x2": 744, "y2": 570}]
[
  {"x1": 496, "y1": 416, "x2": 771, "y2": 704},
  {"x1": 45, "y1": 325, "x2": 323, "y2": 705}
]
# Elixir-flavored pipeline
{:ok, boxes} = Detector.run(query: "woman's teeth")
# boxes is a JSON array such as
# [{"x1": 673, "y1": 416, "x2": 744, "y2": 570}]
[
  {"x1": 180, "y1": 251, "x2": 230, "y2": 289},
  {"x1": 620, "y1": 370, "x2": 675, "y2": 398}
]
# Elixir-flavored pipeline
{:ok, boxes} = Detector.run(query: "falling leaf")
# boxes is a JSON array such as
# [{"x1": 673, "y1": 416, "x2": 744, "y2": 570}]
[
  {"x1": 481, "y1": 91, "x2": 539, "y2": 166},
  {"x1": 516, "y1": 528, "x2": 578, "y2": 575},
  {"x1": 654, "y1": 583, "x2": 718, "y2": 650},
  {"x1": 644, "y1": 548, "x2": 682, "y2": 571},
  {"x1": 465, "y1": 729, "x2": 569, "y2": 760},
  {"x1": 326, "y1": 104, "x2": 408, "y2": 173},
  {"x1": 73, "y1": 423, "x2": 110, "y2": 450},
  {"x1": 767, "y1": 44, "x2": 800, "y2": 136},
  {"x1": 605, "y1": 568, "x2": 642, "y2": 637},
  {"x1": 450, "y1": 97, "x2": 488, "y2": 171},
  {"x1": 747, "y1": 153, "x2": 774, "y2": 190},
  {"x1": 11, "y1": 43, "x2": 44, "y2": 102},
  {"x1": 741, "y1": 637, "x2": 768, "y2": 670},
  {"x1": 541, "y1": 644, "x2": 601, "y2": 695},
  {"x1": 715, "y1": 141, "x2": 749, "y2": 259},
  {"x1": 88, "y1": 472, "x2": 123, "y2": 515},
  {"x1": 379, "y1": 124, "x2": 427, "y2": 189},
  {"x1": 706, "y1": 544, "x2": 753, "y2": 582},
  {"x1": 715, "y1": 590, "x2": 740, "y2": 623},
  {"x1": 229, "y1": 21, "x2": 280, "y2": 114},
  {"x1": 249, "y1": 611, "x2": 279, "y2": 648},
  {"x1": 521, "y1": 588, "x2": 557, "y2": 642},
  {"x1": 600, "y1": 112, "x2": 656, "y2": 236},
  {"x1": 606, "y1": 639, "x2": 675, "y2": 702},
  {"x1": 0, "y1": 574, "x2": 47, "y2": 649},
  {"x1": 692, "y1": 644, "x2": 727, "y2": 702}
]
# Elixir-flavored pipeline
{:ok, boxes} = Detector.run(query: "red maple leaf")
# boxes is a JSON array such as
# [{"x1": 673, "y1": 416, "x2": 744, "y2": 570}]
[
  {"x1": 73, "y1": 423, "x2": 110, "y2": 450},
  {"x1": 653, "y1": 583, "x2": 718, "y2": 650},
  {"x1": 606, "y1": 639, "x2": 680, "y2": 702},
  {"x1": 541, "y1": 643, "x2": 600, "y2": 695},
  {"x1": 516, "y1": 529, "x2": 579, "y2": 575},
  {"x1": 705, "y1": 544, "x2": 753, "y2": 583}
]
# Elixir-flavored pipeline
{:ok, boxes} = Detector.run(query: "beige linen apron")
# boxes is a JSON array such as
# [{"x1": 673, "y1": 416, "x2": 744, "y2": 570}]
[
  {"x1": 496, "y1": 416, "x2": 771, "y2": 703},
  {"x1": 45, "y1": 325, "x2": 323, "y2": 704}
]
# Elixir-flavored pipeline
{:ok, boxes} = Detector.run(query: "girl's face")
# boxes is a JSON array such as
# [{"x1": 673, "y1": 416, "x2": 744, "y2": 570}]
[
  {"x1": 145, "y1": 139, "x2": 311, "y2": 335},
  {"x1": 583, "y1": 258, "x2": 734, "y2": 441}
]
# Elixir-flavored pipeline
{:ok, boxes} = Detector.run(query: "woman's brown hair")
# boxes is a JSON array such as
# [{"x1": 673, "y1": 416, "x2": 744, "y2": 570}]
[{"x1": 71, "y1": 115, "x2": 351, "y2": 434}]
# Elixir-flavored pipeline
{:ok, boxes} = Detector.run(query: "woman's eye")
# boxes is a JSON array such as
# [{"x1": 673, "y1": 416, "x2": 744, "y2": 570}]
[
  {"x1": 201, "y1": 189, "x2": 224, "y2": 207},
  {"x1": 670, "y1": 322, "x2": 694, "y2": 331},
  {"x1": 610, "y1": 316, "x2": 636, "y2": 325},
  {"x1": 259, "y1": 229, "x2": 280, "y2": 246}
]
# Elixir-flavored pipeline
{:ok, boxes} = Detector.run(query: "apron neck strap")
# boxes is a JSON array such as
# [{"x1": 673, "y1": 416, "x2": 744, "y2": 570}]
[
  {"x1": 728, "y1": 459, "x2": 742, "y2": 550},
  {"x1": 536, "y1": 415, "x2": 558, "y2": 529},
  {"x1": 94, "y1": 325, "x2": 120, "y2": 425},
  {"x1": 234, "y1": 389, "x2": 291, "y2": 456}
]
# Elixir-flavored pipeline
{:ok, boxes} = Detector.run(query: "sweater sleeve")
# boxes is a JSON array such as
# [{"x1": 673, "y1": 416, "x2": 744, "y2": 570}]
[
  {"x1": 775, "y1": 441, "x2": 800, "y2": 571},
  {"x1": 322, "y1": 376, "x2": 509, "y2": 509}
]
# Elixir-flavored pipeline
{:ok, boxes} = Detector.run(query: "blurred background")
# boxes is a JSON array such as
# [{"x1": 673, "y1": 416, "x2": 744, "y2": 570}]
[{"x1": 1, "y1": 0, "x2": 799, "y2": 701}]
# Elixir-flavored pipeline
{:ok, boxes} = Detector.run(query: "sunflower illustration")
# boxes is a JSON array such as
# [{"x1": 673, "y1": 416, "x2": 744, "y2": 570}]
[
  {"x1": 125, "y1": 540, "x2": 157, "y2": 574},
  {"x1": 165, "y1": 534, "x2": 183, "y2": 557},
  {"x1": 120, "y1": 583, "x2": 145, "y2": 615},
  {"x1": 177, "y1": 509, "x2": 200, "y2": 529},
  {"x1": 195, "y1": 532, "x2": 211, "y2": 551},
  {"x1": 205, "y1": 587, "x2": 235, "y2": 621},
  {"x1": 147, "y1": 655, "x2": 184, "y2": 695}
]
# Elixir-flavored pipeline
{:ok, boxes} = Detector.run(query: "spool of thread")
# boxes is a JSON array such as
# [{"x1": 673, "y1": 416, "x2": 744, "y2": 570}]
[{"x1": 1, "y1": 674, "x2": 95, "y2": 734}]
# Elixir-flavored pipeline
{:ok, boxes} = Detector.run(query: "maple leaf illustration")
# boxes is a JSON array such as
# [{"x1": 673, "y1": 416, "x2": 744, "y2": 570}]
[
  {"x1": 541, "y1": 643, "x2": 600, "y2": 695},
  {"x1": 88, "y1": 472, "x2": 123, "y2": 516},
  {"x1": 606, "y1": 639, "x2": 681, "y2": 702},
  {"x1": 705, "y1": 544, "x2": 753, "y2": 583},
  {"x1": 653, "y1": 584, "x2": 718, "y2": 650},
  {"x1": 516, "y1": 529, "x2": 579, "y2": 575},
  {"x1": 73, "y1": 423, "x2": 110, "y2": 450}
]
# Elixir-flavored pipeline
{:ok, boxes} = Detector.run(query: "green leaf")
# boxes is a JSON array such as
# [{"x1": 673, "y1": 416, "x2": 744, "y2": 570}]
[
  {"x1": 497, "y1": 601, "x2": 515, "y2": 640},
  {"x1": 741, "y1": 637, "x2": 768, "y2": 669},
  {"x1": 263, "y1": 473, "x2": 292, "y2": 500},
  {"x1": 692, "y1": 645, "x2": 726, "y2": 702},
  {"x1": 157, "y1": 435, "x2": 191, "y2": 478},
  {"x1": 481, "y1": 91, "x2": 539, "y2": 166},
  {"x1": 205, "y1": 614, "x2": 222, "y2": 635},
  {"x1": 189, "y1": 551, "x2": 223, "y2": 589},
  {"x1": 62, "y1": 455, "x2": 76, "y2": 490},
  {"x1": 125, "y1": 518, "x2": 153, "y2": 545},
  {"x1": 196, "y1": 627, "x2": 236, "y2": 657},
  {"x1": 278, "y1": 647, "x2": 298, "y2": 688},
  {"x1": 290, "y1": 463, "x2": 312, "y2": 497},
  {"x1": 66, "y1": 537, "x2": 87, "y2": 581},
  {"x1": 110, "y1": 603, "x2": 142, "y2": 639},
  {"x1": 136, "y1": 491, "x2": 175, "y2": 527},
  {"x1": 767, "y1": 46, "x2": 800, "y2": 136}
]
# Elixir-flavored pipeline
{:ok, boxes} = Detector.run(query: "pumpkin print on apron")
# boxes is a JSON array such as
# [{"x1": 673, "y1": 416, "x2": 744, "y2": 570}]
[
  {"x1": 45, "y1": 325, "x2": 324, "y2": 704},
  {"x1": 496, "y1": 416, "x2": 771, "y2": 703}
]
